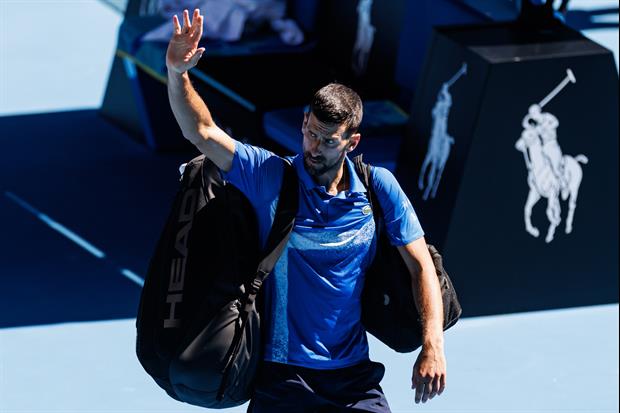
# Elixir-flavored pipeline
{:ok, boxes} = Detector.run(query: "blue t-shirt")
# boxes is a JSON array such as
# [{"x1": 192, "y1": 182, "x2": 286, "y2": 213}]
[{"x1": 222, "y1": 141, "x2": 424, "y2": 369}]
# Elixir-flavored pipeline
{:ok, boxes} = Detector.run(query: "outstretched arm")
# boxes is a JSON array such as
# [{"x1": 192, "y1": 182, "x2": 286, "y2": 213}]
[
  {"x1": 166, "y1": 9, "x2": 235, "y2": 172},
  {"x1": 397, "y1": 237, "x2": 447, "y2": 404}
]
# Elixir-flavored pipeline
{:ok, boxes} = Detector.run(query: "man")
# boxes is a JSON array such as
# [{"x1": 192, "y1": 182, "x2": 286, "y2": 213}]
[
  {"x1": 166, "y1": 9, "x2": 446, "y2": 412},
  {"x1": 418, "y1": 84, "x2": 455, "y2": 201},
  {"x1": 536, "y1": 109, "x2": 567, "y2": 194},
  {"x1": 523, "y1": 104, "x2": 568, "y2": 197}
]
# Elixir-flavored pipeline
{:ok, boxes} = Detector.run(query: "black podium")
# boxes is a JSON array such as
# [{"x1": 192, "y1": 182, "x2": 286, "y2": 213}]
[{"x1": 397, "y1": 22, "x2": 619, "y2": 316}]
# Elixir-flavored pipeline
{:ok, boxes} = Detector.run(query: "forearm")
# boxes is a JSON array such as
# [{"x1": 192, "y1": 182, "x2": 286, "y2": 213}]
[
  {"x1": 397, "y1": 240, "x2": 445, "y2": 347},
  {"x1": 411, "y1": 264, "x2": 444, "y2": 347},
  {"x1": 167, "y1": 70, "x2": 214, "y2": 144}
]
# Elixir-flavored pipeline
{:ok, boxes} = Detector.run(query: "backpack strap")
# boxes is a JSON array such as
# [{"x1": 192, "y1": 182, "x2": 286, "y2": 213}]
[
  {"x1": 219, "y1": 160, "x2": 299, "y2": 400},
  {"x1": 242, "y1": 159, "x2": 298, "y2": 313},
  {"x1": 352, "y1": 154, "x2": 384, "y2": 238}
]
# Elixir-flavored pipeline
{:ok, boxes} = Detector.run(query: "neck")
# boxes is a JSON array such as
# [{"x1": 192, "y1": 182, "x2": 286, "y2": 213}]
[{"x1": 315, "y1": 159, "x2": 348, "y2": 195}]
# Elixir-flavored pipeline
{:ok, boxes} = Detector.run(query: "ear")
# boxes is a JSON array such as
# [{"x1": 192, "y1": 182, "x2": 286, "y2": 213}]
[
  {"x1": 302, "y1": 112, "x2": 309, "y2": 133},
  {"x1": 346, "y1": 133, "x2": 361, "y2": 152}
]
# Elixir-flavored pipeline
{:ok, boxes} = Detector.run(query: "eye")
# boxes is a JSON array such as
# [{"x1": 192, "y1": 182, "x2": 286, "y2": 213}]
[{"x1": 325, "y1": 139, "x2": 336, "y2": 145}]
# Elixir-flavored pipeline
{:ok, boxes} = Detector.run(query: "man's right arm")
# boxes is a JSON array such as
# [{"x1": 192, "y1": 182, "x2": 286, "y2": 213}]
[
  {"x1": 166, "y1": 9, "x2": 235, "y2": 172},
  {"x1": 167, "y1": 70, "x2": 235, "y2": 172}
]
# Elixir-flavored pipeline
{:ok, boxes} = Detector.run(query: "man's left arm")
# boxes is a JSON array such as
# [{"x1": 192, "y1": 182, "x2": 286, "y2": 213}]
[{"x1": 397, "y1": 237, "x2": 447, "y2": 404}]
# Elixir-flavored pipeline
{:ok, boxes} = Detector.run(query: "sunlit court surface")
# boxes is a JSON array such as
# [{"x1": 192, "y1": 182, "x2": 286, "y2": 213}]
[
  {"x1": 1, "y1": 0, "x2": 618, "y2": 412},
  {"x1": 1, "y1": 306, "x2": 618, "y2": 412}
]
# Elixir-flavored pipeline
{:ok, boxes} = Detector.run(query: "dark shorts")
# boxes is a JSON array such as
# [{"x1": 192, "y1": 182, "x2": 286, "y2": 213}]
[{"x1": 247, "y1": 360, "x2": 392, "y2": 413}]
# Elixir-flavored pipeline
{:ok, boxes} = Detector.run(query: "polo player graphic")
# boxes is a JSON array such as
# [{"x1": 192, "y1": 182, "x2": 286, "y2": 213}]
[
  {"x1": 418, "y1": 63, "x2": 467, "y2": 201},
  {"x1": 352, "y1": 0, "x2": 375, "y2": 76},
  {"x1": 515, "y1": 69, "x2": 588, "y2": 243}
]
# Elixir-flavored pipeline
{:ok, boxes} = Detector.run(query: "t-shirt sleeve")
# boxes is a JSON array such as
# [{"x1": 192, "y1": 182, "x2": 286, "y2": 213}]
[
  {"x1": 220, "y1": 140, "x2": 283, "y2": 204},
  {"x1": 371, "y1": 166, "x2": 425, "y2": 246}
]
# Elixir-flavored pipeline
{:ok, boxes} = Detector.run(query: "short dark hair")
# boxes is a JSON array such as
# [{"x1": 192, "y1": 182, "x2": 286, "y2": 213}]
[{"x1": 309, "y1": 83, "x2": 363, "y2": 137}]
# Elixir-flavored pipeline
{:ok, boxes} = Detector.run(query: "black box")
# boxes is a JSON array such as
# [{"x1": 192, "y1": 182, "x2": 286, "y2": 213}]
[{"x1": 397, "y1": 22, "x2": 619, "y2": 315}]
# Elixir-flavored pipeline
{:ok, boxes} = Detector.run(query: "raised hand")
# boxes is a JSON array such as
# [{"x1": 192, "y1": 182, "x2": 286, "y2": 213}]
[{"x1": 166, "y1": 9, "x2": 205, "y2": 74}]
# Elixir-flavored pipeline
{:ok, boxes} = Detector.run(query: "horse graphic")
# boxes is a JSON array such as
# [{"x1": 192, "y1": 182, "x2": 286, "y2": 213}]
[
  {"x1": 514, "y1": 69, "x2": 588, "y2": 243},
  {"x1": 418, "y1": 63, "x2": 467, "y2": 200},
  {"x1": 352, "y1": 0, "x2": 375, "y2": 76}
]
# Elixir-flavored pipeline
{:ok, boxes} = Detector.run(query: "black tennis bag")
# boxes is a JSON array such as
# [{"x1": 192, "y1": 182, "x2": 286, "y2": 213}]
[
  {"x1": 353, "y1": 156, "x2": 463, "y2": 353},
  {"x1": 135, "y1": 155, "x2": 297, "y2": 408}
]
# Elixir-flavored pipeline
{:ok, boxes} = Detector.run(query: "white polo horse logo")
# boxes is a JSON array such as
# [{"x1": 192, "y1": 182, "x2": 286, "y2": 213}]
[
  {"x1": 352, "y1": 0, "x2": 375, "y2": 76},
  {"x1": 418, "y1": 63, "x2": 467, "y2": 200},
  {"x1": 514, "y1": 69, "x2": 588, "y2": 243}
]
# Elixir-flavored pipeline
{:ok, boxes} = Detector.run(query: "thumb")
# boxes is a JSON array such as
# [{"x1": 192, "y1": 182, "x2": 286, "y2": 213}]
[{"x1": 189, "y1": 47, "x2": 205, "y2": 66}]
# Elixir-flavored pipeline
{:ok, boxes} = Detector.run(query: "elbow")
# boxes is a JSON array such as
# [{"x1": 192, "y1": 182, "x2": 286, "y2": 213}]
[
  {"x1": 182, "y1": 130, "x2": 202, "y2": 146},
  {"x1": 183, "y1": 123, "x2": 210, "y2": 145}
]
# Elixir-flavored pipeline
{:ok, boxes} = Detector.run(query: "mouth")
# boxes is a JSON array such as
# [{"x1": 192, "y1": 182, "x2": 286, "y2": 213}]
[{"x1": 305, "y1": 155, "x2": 324, "y2": 165}]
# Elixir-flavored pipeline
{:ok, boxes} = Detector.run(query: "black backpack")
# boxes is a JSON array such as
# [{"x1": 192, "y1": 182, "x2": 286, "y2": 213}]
[
  {"x1": 352, "y1": 155, "x2": 463, "y2": 353},
  {"x1": 135, "y1": 155, "x2": 297, "y2": 408}
]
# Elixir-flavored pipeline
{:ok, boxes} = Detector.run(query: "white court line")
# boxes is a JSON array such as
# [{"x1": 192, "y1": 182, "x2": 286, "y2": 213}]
[
  {"x1": 4, "y1": 191, "x2": 145, "y2": 287},
  {"x1": 121, "y1": 268, "x2": 145, "y2": 287},
  {"x1": 5, "y1": 191, "x2": 106, "y2": 258}
]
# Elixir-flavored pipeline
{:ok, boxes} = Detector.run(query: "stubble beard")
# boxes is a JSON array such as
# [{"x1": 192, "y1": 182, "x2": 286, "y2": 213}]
[{"x1": 303, "y1": 149, "x2": 347, "y2": 177}]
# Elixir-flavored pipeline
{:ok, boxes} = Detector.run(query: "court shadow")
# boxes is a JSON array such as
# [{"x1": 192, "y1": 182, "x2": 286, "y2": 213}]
[{"x1": 0, "y1": 109, "x2": 196, "y2": 328}]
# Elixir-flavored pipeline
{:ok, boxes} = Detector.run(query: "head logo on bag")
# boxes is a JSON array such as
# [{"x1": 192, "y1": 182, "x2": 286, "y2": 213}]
[{"x1": 165, "y1": 187, "x2": 199, "y2": 328}]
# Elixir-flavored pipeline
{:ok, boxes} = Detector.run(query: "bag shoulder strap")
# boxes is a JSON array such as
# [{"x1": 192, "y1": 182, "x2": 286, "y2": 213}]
[
  {"x1": 352, "y1": 154, "x2": 384, "y2": 236},
  {"x1": 244, "y1": 159, "x2": 298, "y2": 309}
]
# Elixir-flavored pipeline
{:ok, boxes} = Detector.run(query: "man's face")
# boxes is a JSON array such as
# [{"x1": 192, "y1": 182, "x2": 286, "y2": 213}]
[{"x1": 301, "y1": 112, "x2": 359, "y2": 177}]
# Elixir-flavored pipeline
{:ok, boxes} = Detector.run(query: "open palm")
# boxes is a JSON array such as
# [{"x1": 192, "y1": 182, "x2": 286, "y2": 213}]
[{"x1": 166, "y1": 9, "x2": 205, "y2": 74}]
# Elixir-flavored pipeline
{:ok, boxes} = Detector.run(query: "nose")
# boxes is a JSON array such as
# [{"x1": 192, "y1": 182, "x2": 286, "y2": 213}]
[
  {"x1": 515, "y1": 138, "x2": 524, "y2": 151},
  {"x1": 307, "y1": 137, "x2": 322, "y2": 156}
]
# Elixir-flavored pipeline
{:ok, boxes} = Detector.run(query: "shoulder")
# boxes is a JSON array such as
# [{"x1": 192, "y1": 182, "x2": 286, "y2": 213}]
[
  {"x1": 233, "y1": 140, "x2": 279, "y2": 164},
  {"x1": 369, "y1": 166, "x2": 414, "y2": 214},
  {"x1": 222, "y1": 141, "x2": 287, "y2": 202},
  {"x1": 369, "y1": 166, "x2": 424, "y2": 245},
  {"x1": 227, "y1": 140, "x2": 288, "y2": 173},
  {"x1": 370, "y1": 166, "x2": 401, "y2": 195}
]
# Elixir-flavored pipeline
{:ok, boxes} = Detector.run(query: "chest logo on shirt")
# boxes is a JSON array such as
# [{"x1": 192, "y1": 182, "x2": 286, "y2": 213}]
[{"x1": 362, "y1": 205, "x2": 373, "y2": 215}]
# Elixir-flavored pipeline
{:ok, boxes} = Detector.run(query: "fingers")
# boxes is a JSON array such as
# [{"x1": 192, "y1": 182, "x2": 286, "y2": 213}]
[
  {"x1": 172, "y1": 14, "x2": 181, "y2": 34},
  {"x1": 412, "y1": 373, "x2": 445, "y2": 404},
  {"x1": 413, "y1": 376, "x2": 432, "y2": 404},
  {"x1": 183, "y1": 9, "x2": 191, "y2": 32},
  {"x1": 423, "y1": 378, "x2": 434, "y2": 403},
  {"x1": 412, "y1": 373, "x2": 425, "y2": 404},
  {"x1": 438, "y1": 373, "x2": 446, "y2": 396},
  {"x1": 196, "y1": 15, "x2": 204, "y2": 39},
  {"x1": 414, "y1": 379, "x2": 425, "y2": 404},
  {"x1": 427, "y1": 375, "x2": 441, "y2": 400},
  {"x1": 190, "y1": 8, "x2": 199, "y2": 35},
  {"x1": 175, "y1": 9, "x2": 202, "y2": 38},
  {"x1": 190, "y1": 10, "x2": 203, "y2": 39}
]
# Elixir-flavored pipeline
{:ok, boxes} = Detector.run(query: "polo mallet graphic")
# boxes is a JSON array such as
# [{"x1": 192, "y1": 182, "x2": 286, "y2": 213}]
[
  {"x1": 539, "y1": 68, "x2": 577, "y2": 108},
  {"x1": 444, "y1": 63, "x2": 468, "y2": 89},
  {"x1": 520, "y1": 68, "x2": 577, "y2": 169}
]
